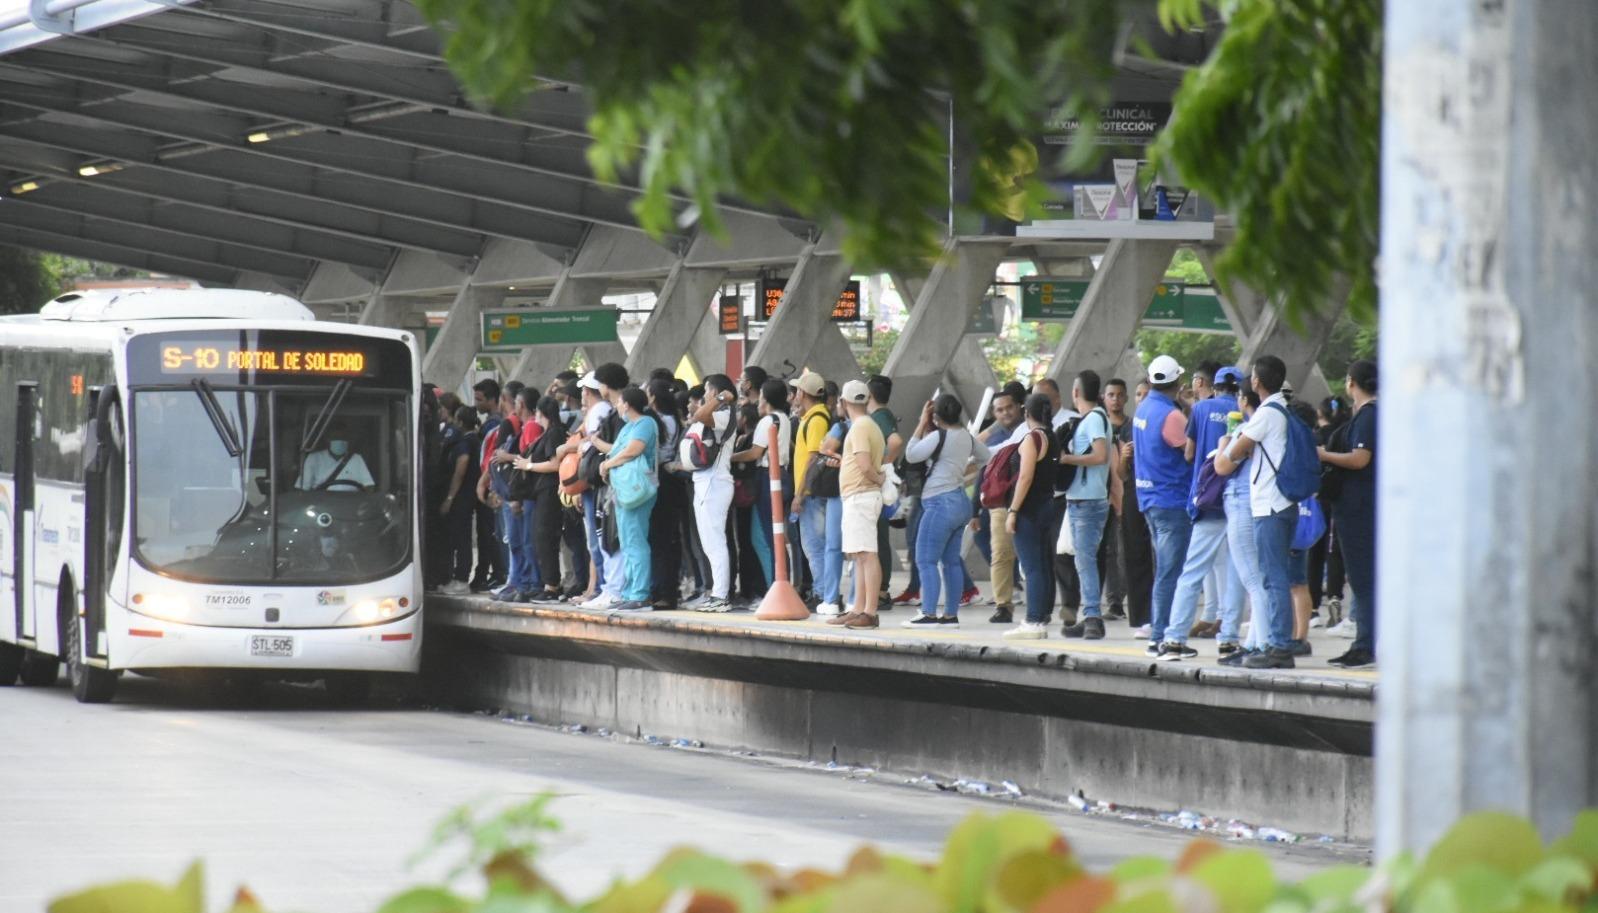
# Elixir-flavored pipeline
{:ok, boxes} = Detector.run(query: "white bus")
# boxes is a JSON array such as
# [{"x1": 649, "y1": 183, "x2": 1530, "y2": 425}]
[{"x1": 0, "y1": 288, "x2": 423, "y2": 703}]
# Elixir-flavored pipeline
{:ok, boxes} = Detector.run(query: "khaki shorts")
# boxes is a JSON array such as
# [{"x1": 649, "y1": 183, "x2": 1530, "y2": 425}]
[{"x1": 841, "y1": 492, "x2": 883, "y2": 554}]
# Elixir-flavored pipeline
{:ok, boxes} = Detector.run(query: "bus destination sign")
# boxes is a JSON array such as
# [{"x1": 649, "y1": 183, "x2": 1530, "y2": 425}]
[{"x1": 159, "y1": 344, "x2": 372, "y2": 376}]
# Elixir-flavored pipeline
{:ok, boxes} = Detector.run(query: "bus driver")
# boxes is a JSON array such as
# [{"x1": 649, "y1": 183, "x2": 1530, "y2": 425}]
[{"x1": 297, "y1": 424, "x2": 374, "y2": 491}]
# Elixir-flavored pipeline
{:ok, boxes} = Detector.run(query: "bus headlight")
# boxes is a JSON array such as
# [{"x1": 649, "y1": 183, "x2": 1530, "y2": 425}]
[
  {"x1": 351, "y1": 597, "x2": 407, "y2": 624},
  {"x1": 132, "y1": 592, "x2": 190, "y2": 621}
]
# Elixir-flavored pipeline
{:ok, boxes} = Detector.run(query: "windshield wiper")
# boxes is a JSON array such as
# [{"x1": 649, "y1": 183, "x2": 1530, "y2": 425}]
[
  {"x1": 190, "y1": 379, "x2": 243, "y2": 457},
  {"x1": 301, "y1": 378, "x2": 353, "y2": 454}
]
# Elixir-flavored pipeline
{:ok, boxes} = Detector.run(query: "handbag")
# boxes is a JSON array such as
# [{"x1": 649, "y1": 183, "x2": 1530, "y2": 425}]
[
  {"x1": 558, "y1": 432, "x2": 587, "y2": 496},
  {"x1": 601, "y1": 489, "x2": 621, "y2": 554},
  {"x1": 610, "y1": 429, "x2": 658, "y2": 510},
  {"x1": 1292, "y1": 496, "x2": 1328, "y2": 550}
]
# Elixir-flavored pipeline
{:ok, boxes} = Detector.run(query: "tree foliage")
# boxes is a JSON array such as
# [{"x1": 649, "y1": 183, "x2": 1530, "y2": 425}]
[
  {"x1": 416, "y1": 0, "x2": 1122, "y2": 268},
  {"x1": 1153, "y1": 0, "x2": 1381, "y2": 322},
  {"x1": 0, "y1": 248, "x2": 58, "y2": 315}
]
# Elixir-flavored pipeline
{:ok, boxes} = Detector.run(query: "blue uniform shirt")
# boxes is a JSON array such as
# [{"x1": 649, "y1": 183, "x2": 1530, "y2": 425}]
[
  {"x1": 1132, "y1": 390, "x2": 1190, "y2": 511},
  {"x1": 1186, "y1": 394, "x2": 1238, "y2": 518}
]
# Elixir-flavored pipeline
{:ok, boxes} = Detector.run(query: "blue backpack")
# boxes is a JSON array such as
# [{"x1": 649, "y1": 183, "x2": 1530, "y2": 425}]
[
  {"x1": 1292, "y1": 496, "x2": 1327, "y2": 550},
  {"x1": 1259, "y1": 402, "x2": 1321, "y2": 503}
]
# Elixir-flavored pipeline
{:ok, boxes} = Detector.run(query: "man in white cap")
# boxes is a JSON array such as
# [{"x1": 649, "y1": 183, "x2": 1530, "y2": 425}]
[
  {"x1": 828, "y1": 379, "x2": 885, "y2": 629},
  {"x1": 1132, "y1": 354, "x2": 1195, "y2": 657}
]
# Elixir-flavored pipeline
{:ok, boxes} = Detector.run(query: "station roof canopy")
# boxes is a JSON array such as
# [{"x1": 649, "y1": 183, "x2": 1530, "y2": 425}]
[{"x1": 0, "y1": 1, "x2": 1208, "y2": 293}]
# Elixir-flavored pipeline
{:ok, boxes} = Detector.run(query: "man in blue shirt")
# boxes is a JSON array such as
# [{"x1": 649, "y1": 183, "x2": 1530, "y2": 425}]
[
  {"x1": 1059, "y1": 370, "x2": 1113, "y2": 639},
  {"x1": 1132, "y1": 355, "x2": 1194, "y2": 657},
  {"x1": 1157, "y1": 366, "x2": 1244, "y2": 660}
]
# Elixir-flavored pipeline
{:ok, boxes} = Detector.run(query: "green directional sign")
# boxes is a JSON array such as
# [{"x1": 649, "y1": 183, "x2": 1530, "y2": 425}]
[
  {"x1": 1143, "y1": 282, "x2": 1186, "y2": 326},
  {"x1": 1181, "y1": 288, "x2": 1231, "y2": 333},
  {"x1": 1021, "y1": 278, "x2": 1091, "y2": 320},
  {"x1": 481, "y1": 307, "x2": 619, "y2": 351}
]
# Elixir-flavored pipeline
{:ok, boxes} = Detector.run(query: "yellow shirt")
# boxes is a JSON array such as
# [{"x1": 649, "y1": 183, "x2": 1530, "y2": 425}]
[
  {"x1": 793, "y1": 404, "x2": 831, "y2": 487},
  {"x1": 839, "y1": 417, "x2": 885, "y2": 497}
]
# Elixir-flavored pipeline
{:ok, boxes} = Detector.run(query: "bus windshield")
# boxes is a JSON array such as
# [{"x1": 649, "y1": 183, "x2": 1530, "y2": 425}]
[{"x1": 132, "y1": 387, "x2": 412, "y2": 584}]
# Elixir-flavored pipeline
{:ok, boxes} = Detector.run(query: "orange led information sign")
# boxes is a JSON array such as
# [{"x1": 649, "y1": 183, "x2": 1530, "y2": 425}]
[
  {"x1": 759, "y1": 278, "x2": 864, "y2": 323},
  {"x1": 718, "y1": 295, "x2": 743, "y2": 336},
  {"x1": 159, "y1": 344, "x2": 370, "y2": 376}
]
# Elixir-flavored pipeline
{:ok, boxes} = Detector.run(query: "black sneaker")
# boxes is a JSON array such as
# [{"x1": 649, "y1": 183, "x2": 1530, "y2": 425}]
[
  {"x1": 989, "y1": 606, "x2": 1013, "y2": 624},
  {"x1": 1328, "y1": 648, "x2": 1376, "y2": 669},
  {"x1": 1218, "y1": 648, "x2": 1250, "y2": 667},
  {"x1": 1288, "y1": 639, "x2": 1313, "y2": 657},
  {"x1": 530, "y1": 590, "x2": 564, "y2": 604},
  {"x1": 1243, "y1": 648, "x2": 1297, "y2": 669},
  {"x1": 1218, "y1": 641, "x2": 1242, "y2": 657},
  {"x1": 937, "y1": 616, "x2": 960, "y2": 627},
  {"x1": 468, "y1": 575, "x2": 492, "y2": 593},
  {"x1": 1103, "y1": 603, "x2": 1126, "y2": 621},
  {"x1": 901, "y1": 614, "x2": 942, "y2": 628},
  {"x1": 610, "y1": 599, "x2": 654, "y2": 612},
  {"x1": 1144, "y1": 642, "x2": 1162, "y2": 658},
  {"x1": 1061, "y1": 617, "x2": 1105, "y2": 640},
  {"x1": 1158, "y1": 641, "x2": 1198, "y2": 662}
]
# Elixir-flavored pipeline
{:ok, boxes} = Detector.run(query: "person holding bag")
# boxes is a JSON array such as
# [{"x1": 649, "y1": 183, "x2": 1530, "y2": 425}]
[
  {"x1": 513, "y1": 396, "x2": 579, "y2": 604},
  {"x1": 600, "y1": 386, "x2": 659, "y2": 611}
]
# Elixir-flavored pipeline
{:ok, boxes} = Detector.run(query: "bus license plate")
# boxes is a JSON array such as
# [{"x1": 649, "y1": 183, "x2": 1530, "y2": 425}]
[{"x1": 250, "y1": 635, "x2": 294, "y2": 658}]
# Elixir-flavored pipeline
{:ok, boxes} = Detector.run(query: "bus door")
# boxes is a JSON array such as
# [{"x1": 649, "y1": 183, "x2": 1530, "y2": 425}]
[
  {"x1": 12, "y1": 382, "x2": 37, "y2": 644},
  {"x1": 82, "y1": 388, "x2": 120, "y2": 659}
]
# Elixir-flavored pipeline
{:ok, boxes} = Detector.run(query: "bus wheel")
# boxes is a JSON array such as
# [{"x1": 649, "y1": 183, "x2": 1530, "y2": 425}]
[
  {"x1": 67, "y1": 612, "x2": 117, "y2": 704},
  {"x1": 18, "y1": 651, "x2": 60, "y2": 686},
  {"x1": 324, "y1": 673, "x2": 371, "y2": 706},
  {"x1": 0, "y1": 642, "x2": 21, "y2": 685}
]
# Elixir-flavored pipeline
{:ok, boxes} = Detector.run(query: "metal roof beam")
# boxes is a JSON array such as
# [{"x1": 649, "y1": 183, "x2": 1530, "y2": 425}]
[
  {"x1": 0, "y1": 106, "x2": 577, "y2": 251},
  {"x1": 174, "y1": 0, "x2": 445, "y2": 63},
  {"x1": 0, "y1": 173, "x2": 394, "y2": 271},
  {"x1": 0, "y1": 225, "x2": 239, "y2": 286},
  {"x1": 0, "y1": 77, "x2": 624, "y2": 240},
  {"x1": 0, "y1": 200, "x2": 313, "y2": 285},
  {"x1": 79, "y1": 22, "x2": 595, "y2": 140}
]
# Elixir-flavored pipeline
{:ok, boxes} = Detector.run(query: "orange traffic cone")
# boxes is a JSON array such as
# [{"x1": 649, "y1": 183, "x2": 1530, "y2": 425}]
[{"x1": 756, "y1": 421, "x2": 810, "y2": 620}]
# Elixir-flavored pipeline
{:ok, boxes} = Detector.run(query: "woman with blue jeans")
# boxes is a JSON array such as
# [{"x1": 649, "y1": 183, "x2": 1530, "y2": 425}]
[
  {"x1": 902, "y1": 394, "x2": 990, "y2": 627},
  {"x1": 599, "y1": 387, "x2": 659, "y2": 611},
  {"x1": 1003, "y1": 395, "x2": 1060, "y2": 639}
]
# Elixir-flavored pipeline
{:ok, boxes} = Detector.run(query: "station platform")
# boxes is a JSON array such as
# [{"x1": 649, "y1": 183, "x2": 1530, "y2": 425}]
[{"x1": 422, "y1": 593, "x2": 1375, "y2": 841}]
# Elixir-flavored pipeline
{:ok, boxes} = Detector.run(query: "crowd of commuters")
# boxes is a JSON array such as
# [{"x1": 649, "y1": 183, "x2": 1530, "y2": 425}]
[{"x1": 420, "y1": 351, "x2": 1377, "y2": 669}]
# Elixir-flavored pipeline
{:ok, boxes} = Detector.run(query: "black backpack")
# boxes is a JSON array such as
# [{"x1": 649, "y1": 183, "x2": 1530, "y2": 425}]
[{"x1": 580, "y1": 409, "x2": 625, "y2": 487}]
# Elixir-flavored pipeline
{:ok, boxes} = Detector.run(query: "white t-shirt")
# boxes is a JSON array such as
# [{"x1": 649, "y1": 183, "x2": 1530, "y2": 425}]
[
  {"x1": 688, "y1": 407, "x2": 735, "y2": 486},
  {"x1": 1239, "y1": 392, "x2": 1293, "y2": 518},
  {"x1": 581, "y1": 400, "x2": 614, "y2": 454},
  {"x1": 752, "y1": 413, "x2": 791, "y2": 468},
  {"x1": 1051, "y1": 408, "x2": 1080, "y2": 432},
  {"x1": 297, "y1": 449, "x2": 374, "y2": 490}
]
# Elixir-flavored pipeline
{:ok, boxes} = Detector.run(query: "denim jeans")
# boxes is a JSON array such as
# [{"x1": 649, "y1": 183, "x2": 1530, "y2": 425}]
[
  {"x1": 799, "y1": 497, "x2": 830, "y2": 601},
  {"x1": 1336, "y1": 502, "x2": 1376, "y2": 655},
  {"x1": 1252, "y1": 505, "x2": 1299, "y2": 651},
  {"x1": 1165, "y1": 515, "x2": 1240, "y2": 644},
  {"x1": 502, "y1": 503, "x2": 532, "y2": 591},
  {"x1": 583, "y1": 490, "x2": 621, "y2": 598},
  {"x1": 617, "y1": 494, "x2": 656, "y2": 601},
  {"x1": 1067, "y1": 499, "x2": 1111, "y2": 618},
  {"x1": 915, "y1": 489, "x2": 970, "y2": 618},
  {"x1": 907, "y1": 493, "x2": 975, "y2": 596},
  {"x1": 1144, "y1": 506, "x2": 1194, "y2": 644},
  {"x1": 823, "y1": 496, "x2": 848, "y2": 605},
  {"x1": 520, "y1": 499, "x2": 541, "y2": 590},
  {"x1": 1013, "y1": 503, "x2": 1057, "y2": 624},
  {"x1": 1224, "y1": 479, "x2": 1270, "y2": 648}
]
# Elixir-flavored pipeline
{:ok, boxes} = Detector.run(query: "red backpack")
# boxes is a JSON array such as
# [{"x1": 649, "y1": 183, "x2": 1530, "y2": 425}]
[{"x1": 979, "y1": 430, "x2": 1044, "y2": 509}]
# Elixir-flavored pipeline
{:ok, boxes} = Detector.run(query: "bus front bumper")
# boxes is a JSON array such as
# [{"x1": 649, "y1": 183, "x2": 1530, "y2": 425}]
[{"x1": 106, "y1": 604, "x2": 422, "y2": 674}]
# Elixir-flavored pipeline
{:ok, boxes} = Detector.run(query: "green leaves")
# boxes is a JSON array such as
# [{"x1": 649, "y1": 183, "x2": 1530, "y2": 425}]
[{"x1": 48, "y1": 862, "x2": 205, "y2": 913}]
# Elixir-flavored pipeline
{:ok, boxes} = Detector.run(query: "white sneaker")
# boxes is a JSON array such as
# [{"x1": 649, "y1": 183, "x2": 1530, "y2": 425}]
[
  {"x1": 1328, "y1": 617, "x2": 1358, "y2": 638},
  {"x1": 692, "y1": 598, "x2": 732, "y2": 613},
  {"x1": 440, "y1": 580, "x2": 471, "y2": 596},
  {"x1": 579, "y1": 593, "x2": 616, "y2": 611},
  {"x1": 816, "y1": 602, "x2": 844, "y2": 616},
  {"x1": 1002, "y1": 623, "x2": 1048, "y2": 640},
  {"x1": 1133, "y1": 623, "x2": 1152, "y2": 640},
  {"x1": 1310, "y1": 613, "x2": 1327, "y2": 629}
]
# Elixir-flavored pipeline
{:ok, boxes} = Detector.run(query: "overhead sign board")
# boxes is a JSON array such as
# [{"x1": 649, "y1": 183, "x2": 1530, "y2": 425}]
[
  {"x1": 1143, "y1": 282, "x2": 1186, "y2": 326},
  {"x1": 1021, "y1": 278, "x2": 1091, "y2": 320},
  {"x1": 1017, "y1": 280, "x2": 1232, "y2": 334},
  {"x1": 718, "y1": 295, "x2": 743, "y2": 336},
  {"x1": 480, "y1": 307, "x2": 619, "y2": 351},
  {"x1": 759, "y1": 278, "x2": 865, "y2": 322}
]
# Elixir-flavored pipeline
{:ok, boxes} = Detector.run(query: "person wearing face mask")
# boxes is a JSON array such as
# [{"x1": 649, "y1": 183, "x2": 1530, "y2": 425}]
[{"x1": 297, "y1": 423, "x2": 374, "y2": 491}]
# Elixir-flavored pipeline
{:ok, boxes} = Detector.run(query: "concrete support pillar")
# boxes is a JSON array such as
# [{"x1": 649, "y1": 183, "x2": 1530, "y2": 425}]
[
  {"x1": 1379, "y1": 0, "x2": 1598, "y2": 852},
  {"x1": 1046, "y1": 239, "x2": 1179, "y2": 383},
  {"x1": 805, "y1": 324, "x2": 863, "y2": 384},
  {"x1": 581, "y1": 342, "x2": 629, "y2": 371},
  {"x1": 509, "y1": 272, "x2": 608, "y2": 386},
  {"x1": 357, "y1": 291, "x2": 400, "y2": 327},
  {"x1": 1113, "y1": 347, "x2": 1145, "y2": 384},
  {"x1": 1197, "y1": 246, "x2": 1336, "y2": 402},
  {"x1": 1237, "y1": 282, "x2": 1344, "y2": 401},
  {"x1": 625, "y1": 261, "x2": 726, "y2": 376},
  {"x1": 689, "y1": 308, "x2": 732, "y2": 379},
  {"x1": 880, "y1": 240, "x2": 1010, "y2": 426},
  {"x1": 747, "y1": 240, "x2": 852, "y2": 373},
  {"x1": 942, "y1": 336, "x2": 1002, "y2": 420},
  {"x1": 422, "y1": 283, "x2": 503, "y2": 390}
]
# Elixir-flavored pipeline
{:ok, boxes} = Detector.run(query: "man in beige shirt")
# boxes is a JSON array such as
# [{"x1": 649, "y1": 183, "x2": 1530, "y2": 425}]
[{"x1": 831, "y1": 379, "x2": 885, "y2": 629}]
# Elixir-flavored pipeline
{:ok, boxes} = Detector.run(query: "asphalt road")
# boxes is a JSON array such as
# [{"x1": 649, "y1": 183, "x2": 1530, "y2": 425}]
[{"x1": 0, "y1": 675, "x2": 1363, "y2": 912}]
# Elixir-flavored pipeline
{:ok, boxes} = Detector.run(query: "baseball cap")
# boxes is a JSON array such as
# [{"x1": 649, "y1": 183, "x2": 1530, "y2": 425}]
[
  {"x1": 793, "y1": 371, "x2": 825, "y2": 397},
  {"x1": 1214, "y1": 366, "x2": 1244, "y2": 385},
  {"x1": 840, "y1": 379, "x2": 870, "y2": 404},
  {"x1": 1148, "y1": 355, "x2": 1184, "y2": 384},
  {"x1": 577, "y1": 372, "x2": 602, "y2": 391}
]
